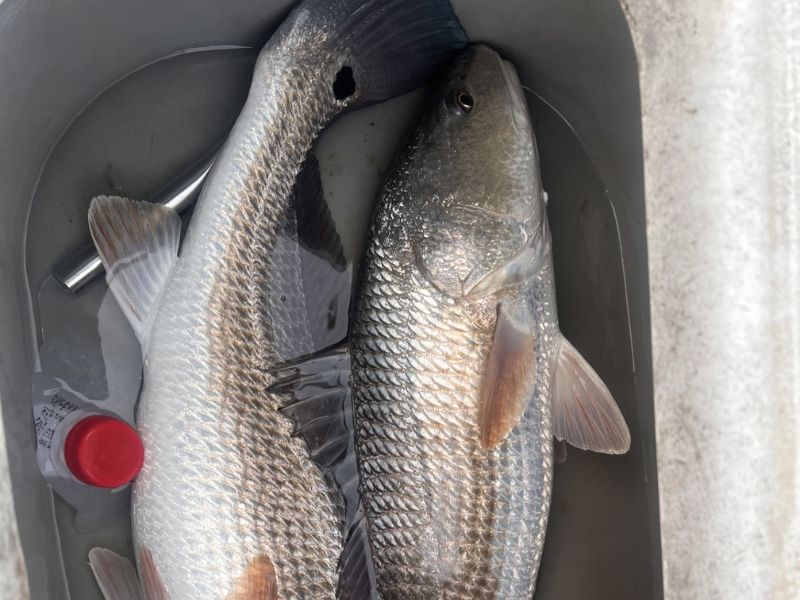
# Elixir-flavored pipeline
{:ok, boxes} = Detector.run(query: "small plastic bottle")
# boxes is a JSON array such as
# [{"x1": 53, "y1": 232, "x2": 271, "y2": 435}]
[
  {"x1": 56, "y1": 412, "x2": 143, "y2": 490},
  {"x1": 33, "y1": 375, "x2": 143, "y2": 530},
  {"x1": 31, "y1": 276, "x2": 144, "y2": 530}
]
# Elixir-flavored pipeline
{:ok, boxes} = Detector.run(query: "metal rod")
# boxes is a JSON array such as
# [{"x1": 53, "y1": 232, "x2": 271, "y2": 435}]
[{"x1": 53, "y1": 153, "x2": 216, "y2": 293}]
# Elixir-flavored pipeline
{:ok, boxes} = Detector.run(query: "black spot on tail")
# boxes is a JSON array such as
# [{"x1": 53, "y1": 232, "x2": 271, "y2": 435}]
[{"x1": 333, "y1": 66, "x2": 356, "y2": 100}]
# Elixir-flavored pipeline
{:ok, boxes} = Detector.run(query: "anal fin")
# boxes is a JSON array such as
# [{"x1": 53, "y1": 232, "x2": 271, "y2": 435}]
[
  {"x1": 552, "y1": 335, "x2": 631, "y2": 454},
  {"x1": 269, "y1": 345, "x2": 376, "y2": 599}
]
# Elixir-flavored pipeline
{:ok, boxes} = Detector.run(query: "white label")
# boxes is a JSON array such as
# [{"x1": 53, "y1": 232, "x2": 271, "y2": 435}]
[{"x1": 34, "y1": 392, "x2": 78, "y2": 449}]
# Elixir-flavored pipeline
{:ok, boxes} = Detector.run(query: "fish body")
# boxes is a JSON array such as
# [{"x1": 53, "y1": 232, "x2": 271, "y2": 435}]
[
  {"x1": 87, "y1": 1, "x2": 466, "y2": 598},
  {"x1": 346, "y1": 44, "x2": 630, "y2": 598}
]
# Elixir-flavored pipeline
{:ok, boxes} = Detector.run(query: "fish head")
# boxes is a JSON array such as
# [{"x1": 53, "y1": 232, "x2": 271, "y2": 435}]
[{"x1": 408, "y1": 44, "x2": 550, "y2": 301}]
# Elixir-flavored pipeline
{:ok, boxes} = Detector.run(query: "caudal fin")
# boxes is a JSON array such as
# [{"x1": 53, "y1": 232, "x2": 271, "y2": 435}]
[{"x1": 294, "y1": 0, "x2": 467, "y2": 106}]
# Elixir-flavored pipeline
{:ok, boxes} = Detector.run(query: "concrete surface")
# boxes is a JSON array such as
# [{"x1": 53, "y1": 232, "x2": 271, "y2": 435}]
[
  {"x1": 624, "y1": 0, "x2": 800, "y2": 598},
  {"x1": 0, "y1": 420, "x2": 28, "y2": 599}
]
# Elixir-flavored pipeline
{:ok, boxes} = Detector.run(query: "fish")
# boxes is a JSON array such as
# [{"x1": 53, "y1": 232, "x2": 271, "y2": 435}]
[
  {"x1": 85, "y1": 0, "x2": 466, "y2": 598},
  {"x1": 272, "y1": 44, "x2": 631, "y2": 599}
]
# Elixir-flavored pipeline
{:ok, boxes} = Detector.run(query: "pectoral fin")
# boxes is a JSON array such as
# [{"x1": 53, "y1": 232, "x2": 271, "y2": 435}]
[
  {"x1": 479, "y1": 303, "x2": 537, "y2": 449},
  {"x1": 88, "y1": 548, "x2": 143, "y2": 600},
  {"x1": 88, "y1": 196, "x2": 180, "y2": 343},
  {"x1": 552, "y1": 335, "x2": 630, "y2": 454},
  {"x1": 88, "y1": 546, "x2": 170, "y2": 600}
]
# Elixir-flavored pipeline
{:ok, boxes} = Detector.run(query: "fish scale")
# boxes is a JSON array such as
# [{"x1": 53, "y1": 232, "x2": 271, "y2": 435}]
[
  {"x1": 352, "y1": 226, "x2": 557, "y2": 598},
  {"x1": 341, "y1": 44, "x2": 569, "y2": 599},
  {"x1": 86, "y1": 1, "x2": 468, "y2": 597},
  {"x1": 131, "y1": 44, "x2": 344, "y2": 600},
  {"x1": 261, "y1": 43, "x2": 629, "y2": 600}
]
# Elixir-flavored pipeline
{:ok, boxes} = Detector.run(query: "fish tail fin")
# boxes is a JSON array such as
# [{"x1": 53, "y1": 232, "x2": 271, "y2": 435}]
[{"x1": 294, "y1": 0, "x2": 467, "y2": 106}]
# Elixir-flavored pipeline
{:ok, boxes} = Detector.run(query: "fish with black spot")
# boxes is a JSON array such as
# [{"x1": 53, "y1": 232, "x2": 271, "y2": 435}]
[{"x1": 85, "y1": 0, "x2": 466, "y2": 598}]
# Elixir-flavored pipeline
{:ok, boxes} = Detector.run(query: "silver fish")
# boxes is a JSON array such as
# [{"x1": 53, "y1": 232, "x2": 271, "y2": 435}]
[
  {"x1": 275, "y1": 44, "x2": 630, "y2": 599},
  {"x1": 86, "y1": 0, "x2": 465, "y2": 598}
]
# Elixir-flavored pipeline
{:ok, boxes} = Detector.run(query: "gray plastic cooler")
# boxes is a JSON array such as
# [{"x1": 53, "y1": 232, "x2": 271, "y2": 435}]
[{"x1": 4, "y1": 0, "x2": 792, "y2": 599}]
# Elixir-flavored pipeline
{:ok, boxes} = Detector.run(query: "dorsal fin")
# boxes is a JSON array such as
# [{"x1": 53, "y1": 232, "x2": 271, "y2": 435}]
[
  {"x1": 270, "y1": 346, "x2": 358, "y2": 524},
  {"x1": 552, "y1": 335, "x2": 630, "y2": 454},
  {"x1": 88, "y1": 196, "x2": 180, "y2": 343},
  {"x1": 336, "y1": 505, "x2": 377, "y2": 599},
  {"x1": 268, "y1": 345, "x2": 377, "y2": 599},
  {"x1": 478, "y1": 302, "x2": 537, "y2": 449}
]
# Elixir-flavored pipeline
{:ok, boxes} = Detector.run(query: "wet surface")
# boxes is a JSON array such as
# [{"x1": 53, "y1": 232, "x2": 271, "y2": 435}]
[
  {"x1": 26, "y1": 47, "x2": 259, "y2": 600},
  {"x1": 26, "y1": 47, "x2": 655, "y2": 600},
  {"x1": 531, "y1": 94, "x2": 655, "y2": 600}
]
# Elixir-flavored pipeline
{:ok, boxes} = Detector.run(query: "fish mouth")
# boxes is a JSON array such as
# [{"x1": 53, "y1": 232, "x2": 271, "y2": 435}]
[{"x1": 498, "y1": 57, "x2": 529, "y2": 127}]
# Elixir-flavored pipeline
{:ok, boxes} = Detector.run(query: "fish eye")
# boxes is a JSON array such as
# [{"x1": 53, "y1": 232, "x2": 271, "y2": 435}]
[{"x1": 452, "y1": 88, "x2": 474, "y2": 114}]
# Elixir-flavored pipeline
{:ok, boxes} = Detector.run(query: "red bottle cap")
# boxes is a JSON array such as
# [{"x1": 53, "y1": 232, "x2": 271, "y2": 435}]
[{"x1": 63, "y1": 415, "x2": 144, "y2": 489}]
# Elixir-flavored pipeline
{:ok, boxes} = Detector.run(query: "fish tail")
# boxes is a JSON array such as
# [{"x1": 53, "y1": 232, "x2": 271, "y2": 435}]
[{"x1": 296, "y1": 0, "x2": 467, "y2": 106}]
